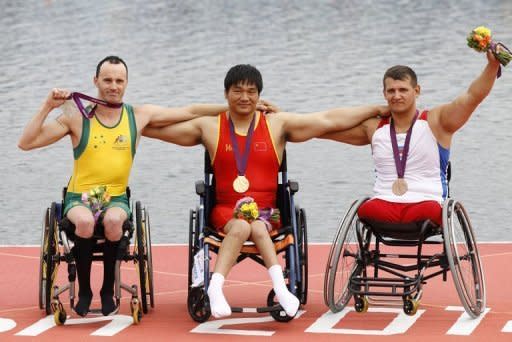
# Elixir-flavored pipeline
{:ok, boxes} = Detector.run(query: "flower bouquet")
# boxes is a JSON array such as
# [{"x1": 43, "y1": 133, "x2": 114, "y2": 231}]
[
  {"x1": 233, "y1": 197, "x2": 280, "y2": 231},
  {"x1": 467, "y1": 26, "x2": 512, "y2": 67},
  {"x1": 81, "y1": 185, "x2": 111, "y2": 222}
]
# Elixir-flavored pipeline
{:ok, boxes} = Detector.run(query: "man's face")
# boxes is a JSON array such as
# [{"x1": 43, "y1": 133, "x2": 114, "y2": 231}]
[
  {"x1": 383, "y1": 77, "x2": 419, "y2": 114},
  {"x1": 94, "y1": 62, "x2": 128, "y2": 104},
  {"x1": 225, "y1": 82, "x2": 259, "y2": 116}
]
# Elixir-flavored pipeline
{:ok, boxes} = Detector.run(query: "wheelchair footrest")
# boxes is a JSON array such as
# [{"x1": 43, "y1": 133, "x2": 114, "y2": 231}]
[
  {"x1": 231, "y1": 304, "x2": 283, "y2": 314},
  {"x1": 350, "y1": 276, "x2": 422, "y2": 297}
]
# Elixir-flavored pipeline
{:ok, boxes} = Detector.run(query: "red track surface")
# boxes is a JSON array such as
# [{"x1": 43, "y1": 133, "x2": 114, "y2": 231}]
[{"x1": 0, "y1": 243, "x2": 511, "y2": 341}]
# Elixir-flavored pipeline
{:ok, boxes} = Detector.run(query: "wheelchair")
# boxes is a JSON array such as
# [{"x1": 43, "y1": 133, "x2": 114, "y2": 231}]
[
  {"x1": 38, "y1": 187, "x2": 154, "y2": 325},
  {"x1": 187, "y1": 151, "x2": 308, "y2": 323},
  {"x1": 324, "y1": 167, "x2": 485, "y2": 318}
]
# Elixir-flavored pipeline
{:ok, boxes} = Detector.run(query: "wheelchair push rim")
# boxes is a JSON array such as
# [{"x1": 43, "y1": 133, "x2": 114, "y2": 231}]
[
  {"x1": 297, "y1": 207, "x2": 308, "y2": 305},
  {"x1": 325, "y1": 198, "x2": 367, "y2": 313},
  {"x1": 39, "y1": 203, "x2": 60, "y2": 315},
  {"x1": 443, "y1": 199, "x2": 486, "y2": 318},
  {"x1": 135, "y1": 201, "x2": 154, "y2": 314}
]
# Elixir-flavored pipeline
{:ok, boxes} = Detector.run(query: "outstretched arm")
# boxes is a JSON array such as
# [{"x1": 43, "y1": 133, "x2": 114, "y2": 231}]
[
  {"x1": 141, "y1": 103, "x2": 227, "y2": 128},
  {"x1": 142, "y1": 116, "x2": 204, "y2": 146},
  {"x1": 281, "y1": 105, "x2": 388, "y2": 142},
  {"x1": 433, "y1": 50, "x2": 500, "y2": 135},
  {"x1": 18, "y1": 88, "x2": 71, "y2": 150}
]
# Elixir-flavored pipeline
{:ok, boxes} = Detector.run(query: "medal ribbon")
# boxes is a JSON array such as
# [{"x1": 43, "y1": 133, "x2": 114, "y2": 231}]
[
  {"x1": 67, "y1": 92, "x2": 123, "y2": 119},
  {"x1": 390, "y1": 110, "x2": 418, "y2": 179},
  {"x1": 228, "y1": 113, "x2": 256, "y2": 176}
]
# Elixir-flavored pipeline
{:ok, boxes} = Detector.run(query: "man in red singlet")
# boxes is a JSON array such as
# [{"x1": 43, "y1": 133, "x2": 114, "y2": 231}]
[
  {"x1": 321, "y1": 50, "x2": 501, "y2": 225},
  {"x1": 144, "y1": 64, "x2": 388, "y2": 318}
]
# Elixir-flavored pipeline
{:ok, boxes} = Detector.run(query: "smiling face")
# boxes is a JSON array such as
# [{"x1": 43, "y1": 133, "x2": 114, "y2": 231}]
[
  {"x1": 225, "y1": 81, "x2": 260, "y2": 116},
  {"x1": 94, "y1": 62, "x2": 127, "y2": 104},
  {"x1": 383, "y1": 76, "x2": 420, "y2": 115}
]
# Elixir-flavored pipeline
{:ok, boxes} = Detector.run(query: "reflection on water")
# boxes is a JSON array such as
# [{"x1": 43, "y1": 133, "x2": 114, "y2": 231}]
[{"x1": 1, "y1": 0, "x2": 511, "y2": 244}]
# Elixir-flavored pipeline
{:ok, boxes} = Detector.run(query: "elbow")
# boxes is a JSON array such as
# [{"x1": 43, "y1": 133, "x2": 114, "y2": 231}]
[{"x1": 17, "y1": 140, "x2": 30, "y2": 151}]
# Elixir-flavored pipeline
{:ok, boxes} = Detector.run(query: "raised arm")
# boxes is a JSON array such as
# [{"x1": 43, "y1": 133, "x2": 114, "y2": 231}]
[
  {"x1": 18, "y1": 89, "x2": 72, "y2": 150},
  {"x1": 281, "y1": 105, "x2": 387, "y2": 143},
  {"x1": 433, "y1": 50, "x2": 500, "y2": 136}
]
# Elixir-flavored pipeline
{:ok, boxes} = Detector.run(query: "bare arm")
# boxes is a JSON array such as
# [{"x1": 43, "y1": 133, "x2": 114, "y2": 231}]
[
  {"x1": 142, "y1": 116, "x2": 204, "y2": 146},
  {"x1": 18, "y1": 89, "x2": 71, "y2": 150},
  {"x1": 282, "y1": 105, "x2": 387, "y2": 143},
  {"x1": 141, "y1": 103, "x2": 227, "y2": 128},
  {"x1": 319, "y1": 117, "x2": 380, "y2": 145},
  {"x1": 434, "y1": 50, "x2": 500, "y2": 135}
]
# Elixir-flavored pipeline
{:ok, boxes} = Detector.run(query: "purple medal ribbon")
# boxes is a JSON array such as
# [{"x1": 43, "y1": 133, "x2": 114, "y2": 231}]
[
  {"x1": 228, "y1": 113, "x2": 256, "y2": 177},
  {"x1": 390, "y1": 110, "x2": 418, "y2": 179},
  {"x1": 67, "y1": 92, "x2": 123, "y2": 119},
  {"x1": 490, "y1": 41, "x2": 511, "y2": 79}
]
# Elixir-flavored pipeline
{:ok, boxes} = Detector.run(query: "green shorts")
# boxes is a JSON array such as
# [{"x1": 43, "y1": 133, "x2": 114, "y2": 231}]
[{"x1": 64, "y1": 192, "x2": 131, "y2": 217}]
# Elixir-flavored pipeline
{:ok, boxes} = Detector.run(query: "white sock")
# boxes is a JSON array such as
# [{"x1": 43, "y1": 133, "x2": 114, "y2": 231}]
[
  {"x1": 207, "y1": 273, "x2": 232, "y2": 318},
  {"x1": 268, "y1": 264, "x2": 300, "y2": 317}
]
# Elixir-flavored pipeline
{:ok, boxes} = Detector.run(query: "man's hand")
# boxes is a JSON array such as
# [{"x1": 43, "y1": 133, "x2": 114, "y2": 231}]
[
  {"x1": 377, "y1": 105, "x2": 391, "y2": 118},
  {"x1": 45, "y1": 88, "x2": 71, "y2": 110},
  {"x1": 257, "y1": 99, "x2": 281, "y2": 114}
]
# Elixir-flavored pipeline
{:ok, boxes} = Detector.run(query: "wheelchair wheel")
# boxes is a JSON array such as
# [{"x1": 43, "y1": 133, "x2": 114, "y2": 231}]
[
  {"x1": 39, "y1": 203, "x2": 60, "y2": 315},
  {"x1": 187, "y1": 287, "x2": 211, "y2": 322},
  {"x1": 135, "y1": 201, "x2": 154, "y2": 314},
  {"x1": 443, "y1": 199, "x2": 486, "y2": 318},
  {"x1": 324, "y1": 198, "x2": 367, "y2": 313},
  {"x1": 296, "y1": 207, "x2": 308, "y2": 305},
  {"x1": 267, "y1": 289, "x2": 294, "y2": 322}
]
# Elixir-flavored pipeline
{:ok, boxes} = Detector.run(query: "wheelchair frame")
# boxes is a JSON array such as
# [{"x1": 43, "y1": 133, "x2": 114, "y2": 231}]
[
  {"x1": 187, "y1": 151, "x2": 308, "y2": 323},
  {"x1": 38, "y1": 187, "x2": 155, "y2": 325},
  {"x1": 324, "y1": 193, "x2": 486, "y2": 318}
]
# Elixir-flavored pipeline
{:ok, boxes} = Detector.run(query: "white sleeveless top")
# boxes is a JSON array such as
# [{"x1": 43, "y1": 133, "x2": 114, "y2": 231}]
[{"x1": 371, "y1": 111, "x2": 450, "y2": 204}]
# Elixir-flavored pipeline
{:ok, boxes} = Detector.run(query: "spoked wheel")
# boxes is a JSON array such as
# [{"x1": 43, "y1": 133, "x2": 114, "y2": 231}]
[
  {"x1": 267, "y1": 289, "x2": 294, "y2": 322},
  {"x1": 187, "y1": 287, "x2": 211, "y2": 322},
  {"x1": 443, "y1": 199, "x2": 486, "y2": 318},
  {"x1": 39, "y1": 203, "x2": 60, "y2": 315},
  {"x1": 296, "y1": 207, "x2": 308, "y2": 305},
  {"x1": 135, "y1": 201, "x2": 154, "y2": 314},
  {"x1": 324, "y1": 198, "x2": 368, "y2": 313}
]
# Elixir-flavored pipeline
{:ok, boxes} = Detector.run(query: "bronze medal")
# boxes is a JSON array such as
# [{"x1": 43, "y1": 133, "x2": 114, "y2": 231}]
[
  {"x1": 233, "y1": 175, "x2": 250, "y2": 193},
  {"x1": 392, "y1": 178, "x2": 408, "y2": 196}
]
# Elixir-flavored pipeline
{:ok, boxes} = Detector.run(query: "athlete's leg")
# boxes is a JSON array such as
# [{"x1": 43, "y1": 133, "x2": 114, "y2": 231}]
[
  {"x1": 67, "y1": 206, "x2": 95, "y2": 316},
  {"x1": 250, "y1": 221, "x2": 299, "y2": 317},
  {"x1": 100, "y1": 206, "x2": 127, "y2": 316},
  {"x1": 208, "y1": 219, "x2": 251, "y2": 318}
]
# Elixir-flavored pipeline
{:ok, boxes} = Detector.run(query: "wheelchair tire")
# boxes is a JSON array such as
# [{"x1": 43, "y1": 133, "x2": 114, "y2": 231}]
[
  {"x1": 324, "y1": 198, "x2": 367, "y2": 313},
  {"x1": 296, "y1": 207, "x2": 308, "y2": 305},
  {"x1": 187, "y1": 287, "x2": 211, "y2": 322},
  {"x1": 443, "y1": 199, "x2": 486, "y2": 318},
  {"x1": 267, "y1": 289, "x2": 294, "y2": 322},
  {"x1": 39, "y1": 203, "x2": 59, "y2": 315},
  {"x1": 135, "y1": 201, "x2": 154, "y2": 314},
  {"x1": 187, "y1": 209, "x2": 196, "y2": 287}
]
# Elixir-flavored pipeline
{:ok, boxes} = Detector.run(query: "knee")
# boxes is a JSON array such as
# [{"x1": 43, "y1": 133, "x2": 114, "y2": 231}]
[
  {"x1": 250, "y1": 222, "x2": 269, "y2": 241},
  {"x1": 227, "y1": 220, "x2": 251, "y2": 241},
  {"x1": 74, "y1": 216, "x2": 95, "y2": 239},
  {"x1": 103, "y1": 215, "x2": 124, "y2": 242}
]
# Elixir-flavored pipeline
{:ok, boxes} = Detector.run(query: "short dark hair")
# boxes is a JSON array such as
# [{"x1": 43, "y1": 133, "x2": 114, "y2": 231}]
[
  {"x1": 383, "y1": 65, "x2": 417, "y2": 89},
  {"x1": 96, "y1": 55, "x2": 128, "y2": 78},
  {"x1": 224, "y1": 64, "x2": 263, "y2": 94}
]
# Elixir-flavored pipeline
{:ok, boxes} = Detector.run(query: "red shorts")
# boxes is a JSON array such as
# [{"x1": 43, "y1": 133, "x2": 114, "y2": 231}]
[{"x1": 357, "y1": 199, "x2": 442, "y2": 226}]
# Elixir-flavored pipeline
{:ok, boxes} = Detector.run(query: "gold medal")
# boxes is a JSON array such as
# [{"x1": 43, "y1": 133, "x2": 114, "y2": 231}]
[
  {"x1": 233, "y1": 175, "x2": 250, "y2": 193},
  {"x1": 392, "y1": 178, "x2": 408, "y2": 196}
]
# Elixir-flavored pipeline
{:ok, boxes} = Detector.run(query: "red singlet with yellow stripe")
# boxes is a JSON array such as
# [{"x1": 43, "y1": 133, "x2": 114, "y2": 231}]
[{"x1": 210, "y1": 112, "x2": 280, "y2": 230}]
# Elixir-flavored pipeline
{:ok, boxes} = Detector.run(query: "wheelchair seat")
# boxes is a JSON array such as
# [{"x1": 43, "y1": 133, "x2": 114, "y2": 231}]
[{"x1": 360, "y1": 218, "x2": 442, "y2": 241}]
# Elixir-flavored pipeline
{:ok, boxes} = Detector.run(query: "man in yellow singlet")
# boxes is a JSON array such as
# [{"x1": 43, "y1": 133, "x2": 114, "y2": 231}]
[{"x1": 18, "y1": 56, "x2": 231, "y2": 317}]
